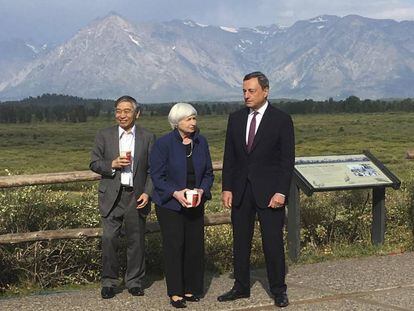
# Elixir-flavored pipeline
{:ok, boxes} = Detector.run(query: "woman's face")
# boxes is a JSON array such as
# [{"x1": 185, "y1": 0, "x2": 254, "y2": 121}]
[{"x1": 177, "y1": 115, "x2": 197, "y2": 137}]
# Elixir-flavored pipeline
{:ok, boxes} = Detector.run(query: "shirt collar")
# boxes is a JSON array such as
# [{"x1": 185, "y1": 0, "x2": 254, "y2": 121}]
[
  {"x1": 249, "y1": 101, "x2": 268, "y2": 115},
  {"x1": 118, "y1": 125, "x2": 136, "y2": 138}
]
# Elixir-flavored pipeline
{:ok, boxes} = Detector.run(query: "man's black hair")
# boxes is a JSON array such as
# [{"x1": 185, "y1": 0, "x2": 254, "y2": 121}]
[
  {"x1": 114, "y1": 95, "x2": 140, "y2": 112},
  {"x1": 243, "y1": 71, "x2": 269, "y2": 90}
]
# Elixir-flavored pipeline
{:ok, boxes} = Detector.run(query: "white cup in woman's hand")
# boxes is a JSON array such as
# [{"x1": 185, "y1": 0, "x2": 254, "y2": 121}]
[{"x1": 185, "y1": 190, "x2": 199, "y2": 207}]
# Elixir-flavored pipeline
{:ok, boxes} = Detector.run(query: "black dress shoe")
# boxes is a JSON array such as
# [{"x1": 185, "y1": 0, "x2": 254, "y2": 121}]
[
  {"x1": 128, "y1": 287, "x2": 144, "y2": 296},
  {"x1": 274, "y1": 292, "x2": 289, "y2": 308},
  {"x1": 170, "y1": 298, "x2": 187, "y2": 308},
  {"x1": 184, "y1": 294, "x2": 200, "y2": 302},
  {"x1": 217, "y1": 288, "x2": 250, "y2": 302},
  {"x1": 101, "y1": 287, "x2": 115, "y2": 299}
]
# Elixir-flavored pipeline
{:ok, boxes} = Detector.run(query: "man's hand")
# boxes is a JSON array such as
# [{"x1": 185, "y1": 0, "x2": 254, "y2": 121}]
[
  {"x1": 111, "y1": 156, "x2": 130, "y2": 169},
  {"x1": 173, "y1": 189, "x2": 190, "y2": 207},
  {"x1": 222, "y1": 191, "x2": 233, "y2": 209},
  {"x1": 268, "y1": 193, "x2": 285, "y2": 209},
  {"x1": 136, "y1": 193, "x2": 149, "y2": 209}
]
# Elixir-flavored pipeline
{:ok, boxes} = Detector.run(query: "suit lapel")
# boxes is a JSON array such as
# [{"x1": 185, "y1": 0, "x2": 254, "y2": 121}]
[
  {"x1": 111, "y1": 126, "x2": 120, "y2": 159},
  {"x1": 133, "y1": 126, "x2": 144, "y2": 176},
  {"x1": 240, "y1": 108, "x2": 249, "y2": 154}
]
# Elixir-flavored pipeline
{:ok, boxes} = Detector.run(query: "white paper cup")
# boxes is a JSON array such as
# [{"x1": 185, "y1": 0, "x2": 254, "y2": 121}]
[{"x1": 185, "y1": 190, "x2": 199, "y2": 207}]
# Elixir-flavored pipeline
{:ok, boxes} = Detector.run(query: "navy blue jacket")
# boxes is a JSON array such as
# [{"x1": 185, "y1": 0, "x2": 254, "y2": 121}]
[{"x1": 150, "y1": 129, "x2": 214, "y2": 211}]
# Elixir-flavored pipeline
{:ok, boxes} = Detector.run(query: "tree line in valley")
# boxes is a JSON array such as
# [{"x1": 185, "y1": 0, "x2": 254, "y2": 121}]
[
  {"x1": 0, "y1": 94, "x2": 110, "y2": 123},
  {"x1": 0, "y1": 93, "x2": 413, "y2": 123}
]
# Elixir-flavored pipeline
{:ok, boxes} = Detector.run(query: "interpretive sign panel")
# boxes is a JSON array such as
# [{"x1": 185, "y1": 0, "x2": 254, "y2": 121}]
[
  {"x1": 294, "y1": 151, "x2": 400, "y2": 195},
  {"x1": 287, "y1": 151, "x2": 401, "y2": 261}
]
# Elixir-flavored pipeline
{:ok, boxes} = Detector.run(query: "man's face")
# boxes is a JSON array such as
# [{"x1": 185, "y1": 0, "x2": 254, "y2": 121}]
[
  {"x1": 243, "y1": 77, "x2": 269, "y2": 110},
  {"x1": 115, "y1": 101, "x2": 139, "y2": 131}
]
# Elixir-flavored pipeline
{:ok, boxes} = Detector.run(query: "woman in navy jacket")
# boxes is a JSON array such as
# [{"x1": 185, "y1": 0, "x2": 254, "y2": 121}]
[{"x1": 150, "y1": 103, "x2": 214, "y2": 308}]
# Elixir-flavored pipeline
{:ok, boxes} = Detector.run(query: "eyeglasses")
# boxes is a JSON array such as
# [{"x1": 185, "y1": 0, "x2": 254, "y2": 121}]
[{"x1": 115, "y1": 109, "x2": 134, "y2": 115}]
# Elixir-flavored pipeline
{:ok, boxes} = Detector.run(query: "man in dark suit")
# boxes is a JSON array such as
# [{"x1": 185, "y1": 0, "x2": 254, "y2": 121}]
[
  {"x1": 90, "y1": 95, "x2": 155, "y2": 299},
  {"x1": 217, "y1": 72, "x2": 295, "y2": 307}
]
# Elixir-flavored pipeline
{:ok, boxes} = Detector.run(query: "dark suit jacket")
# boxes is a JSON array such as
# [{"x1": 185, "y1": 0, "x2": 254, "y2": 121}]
[
  {"x1": 90, "y1": 125, "x2": 155, "y2": 217},
  {"x1": 150, "y1": 129, "x2": 214, "y2": 211},
  {"x1": 222, "y1": 104, "x2": 295, "y2": 208}
]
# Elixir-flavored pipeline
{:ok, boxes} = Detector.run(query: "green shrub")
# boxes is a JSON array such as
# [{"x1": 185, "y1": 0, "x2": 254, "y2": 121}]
[
  {"x1": 300, "y1": 190, "x2": 372, "y2": 247},
  {"x1": 0, "y1": 185, "x2": 100, "y2": 292}
]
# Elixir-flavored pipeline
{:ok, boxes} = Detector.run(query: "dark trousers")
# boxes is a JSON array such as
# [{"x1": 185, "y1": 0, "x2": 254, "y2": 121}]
[
  {"x1": 156, "y1": 205, "x2": 204, "y2": 297},
  {"x1": 231, "y1": 181, "x2": 287, "y2": 295},
  {"x1": 101, "y1": 188, "x2": 146, "y2": 289}
]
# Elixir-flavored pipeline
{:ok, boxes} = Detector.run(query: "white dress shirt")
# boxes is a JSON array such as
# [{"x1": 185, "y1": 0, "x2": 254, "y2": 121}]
[
  {"x1": 245, "y1": 101, "x2": 268, "y2": 145},
  {"x1": 118, "y1": 125, "x2": 136, "y2": 186}
]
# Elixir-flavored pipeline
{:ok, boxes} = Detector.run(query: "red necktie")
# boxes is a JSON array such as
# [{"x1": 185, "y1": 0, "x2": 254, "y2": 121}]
[{"x1": 247, "y1": 111, "x2": 258, "y2": 153}]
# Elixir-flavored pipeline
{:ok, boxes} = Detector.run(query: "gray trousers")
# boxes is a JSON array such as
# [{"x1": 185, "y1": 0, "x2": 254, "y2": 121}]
[{"x1": 101, "y1": 188, "x2": 146, "y2": 288}]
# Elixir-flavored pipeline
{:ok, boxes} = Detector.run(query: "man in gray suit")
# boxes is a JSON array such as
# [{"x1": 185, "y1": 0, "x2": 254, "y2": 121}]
[{"x1": 90, "y1": 95, "x2": 155, "y2": 299}]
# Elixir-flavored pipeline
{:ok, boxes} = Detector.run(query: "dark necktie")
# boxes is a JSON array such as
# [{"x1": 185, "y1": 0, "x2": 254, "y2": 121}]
[{"x1": 247, "y1": 111, "x2": 258, "y2": 153}]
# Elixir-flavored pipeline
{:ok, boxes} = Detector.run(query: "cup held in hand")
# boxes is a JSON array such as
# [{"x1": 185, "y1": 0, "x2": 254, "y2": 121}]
[
  {"x1": 185, "y1": 190, "x2": 199, "y2": 207},
  {"x1": 120, "y1": 150, "x2": 132, "y2": 162}
]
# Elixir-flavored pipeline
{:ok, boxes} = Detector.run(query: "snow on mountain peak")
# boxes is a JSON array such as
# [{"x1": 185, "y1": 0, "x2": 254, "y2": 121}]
[
  {"x1": 252, "y1": 28, "x2": 269, "y2": 35},
  {"x1": 183, "y1": 20, "x2": 196, "y2": 27},
  {"x1": 196, "y1": 22, "x2": 208, "y2": 27},
  {"x1": 309, "y1": 16, "x2": 328, "y2": 23},
  {"x1": 129, "y1": 35, "x2": 141, "y2": 47},
  {"x1": 182, "y1": 20, "x2": 209, "y2": 28},
  {"x1": 220, "y1": 26, "x2": 238, "y2": 33},
  {"x1": 25, "y1": 43, "x2": 39, "y2": 54},
  {"x1": 241, "y1": 39, "x2": 252, "y2": 45}
]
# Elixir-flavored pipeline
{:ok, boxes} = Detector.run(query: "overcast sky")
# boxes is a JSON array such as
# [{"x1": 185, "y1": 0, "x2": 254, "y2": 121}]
[{"x1": 1, "y1": 0, "x2": 414, "y2": 43}]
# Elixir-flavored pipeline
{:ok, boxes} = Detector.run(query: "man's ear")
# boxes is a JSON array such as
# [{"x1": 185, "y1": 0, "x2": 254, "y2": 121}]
[
  {"x1": 264, "y1": 87, "x2": 269, "y2": 98},
  {"x1": 135, "y1": 110, "x2": 141, "y2": 119}
]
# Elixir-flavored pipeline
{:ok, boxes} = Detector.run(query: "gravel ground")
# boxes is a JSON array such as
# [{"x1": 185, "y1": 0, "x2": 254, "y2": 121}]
[{"x1": 1, "y1": 252, "x2": 413, "y2": 310}]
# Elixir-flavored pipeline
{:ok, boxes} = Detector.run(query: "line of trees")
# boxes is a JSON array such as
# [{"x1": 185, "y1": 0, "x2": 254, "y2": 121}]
[
  {"x1": 275, "y1": 96, "x2": 414, "y2": 114},
  {"x1": 143, "y1": 95, "x2": 414, "y2": 116},
  {"x1": 0, "y1": 94, "x2": 414, "y2": 124},
  {"x1": 143, "y1": 102, "x2": 243, "y2": 116},
  {"x1": 0, "y1": 94, "x2": 111, "y2": 123}
]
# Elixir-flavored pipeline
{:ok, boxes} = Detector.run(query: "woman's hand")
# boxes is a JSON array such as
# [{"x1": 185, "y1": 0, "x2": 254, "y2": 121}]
[
  {"x1": 173, "y1": 189, "x2": 190, "y2": 207},
  {"x1": 194, "y1": 188, "x2": 204, "y2": 207}
]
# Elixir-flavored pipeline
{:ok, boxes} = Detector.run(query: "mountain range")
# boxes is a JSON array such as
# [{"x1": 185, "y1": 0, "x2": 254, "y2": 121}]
[{"x1": 1, "y1": 13, "x2": 414, "y2": 102}]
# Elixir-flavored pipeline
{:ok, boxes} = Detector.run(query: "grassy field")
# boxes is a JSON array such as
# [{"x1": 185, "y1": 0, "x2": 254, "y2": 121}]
[{"x1": 0, "y1": 112, "x2": 413, "y2": 179}]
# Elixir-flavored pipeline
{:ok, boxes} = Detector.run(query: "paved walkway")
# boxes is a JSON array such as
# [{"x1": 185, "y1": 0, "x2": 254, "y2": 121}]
[{"x1": 1, "y1": 252, "x2": 413, "y2": 310}]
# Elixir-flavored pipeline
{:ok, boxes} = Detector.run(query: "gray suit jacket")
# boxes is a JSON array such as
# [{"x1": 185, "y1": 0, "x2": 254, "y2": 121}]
[{"x1": 90, "y1": 125, "x2": 155, "y2": 217}]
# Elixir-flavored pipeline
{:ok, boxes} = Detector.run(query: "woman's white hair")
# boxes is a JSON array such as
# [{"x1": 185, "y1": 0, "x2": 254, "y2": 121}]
[{"x1": 168, "y1": 102, "x2": 197, "y2": 129}]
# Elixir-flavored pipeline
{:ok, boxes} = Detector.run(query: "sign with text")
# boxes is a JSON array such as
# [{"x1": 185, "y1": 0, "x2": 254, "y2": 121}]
[{"x1": 294, "y1": 151, "x2": 400, "y2": 195}]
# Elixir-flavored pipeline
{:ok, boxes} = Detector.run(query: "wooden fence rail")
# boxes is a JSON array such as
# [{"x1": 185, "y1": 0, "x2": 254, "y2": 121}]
[
  {"x1": 0, "y1": 213, "x2": 231, "y2": 245},
  {"x1": 0, "y1": 170, "x2": 100, "y2": 188},
  {"x1": 0, "y1": 161, "x2": 225, "y2": 245},
  {"x1": 0, "y1": 161, "x2": 223, "y2": 188}
]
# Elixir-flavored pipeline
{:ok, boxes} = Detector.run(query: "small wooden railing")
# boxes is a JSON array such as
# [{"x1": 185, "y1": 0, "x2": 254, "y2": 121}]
[{"x1": 0, "y1": 162, "x2": 228, "y2": 245}]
